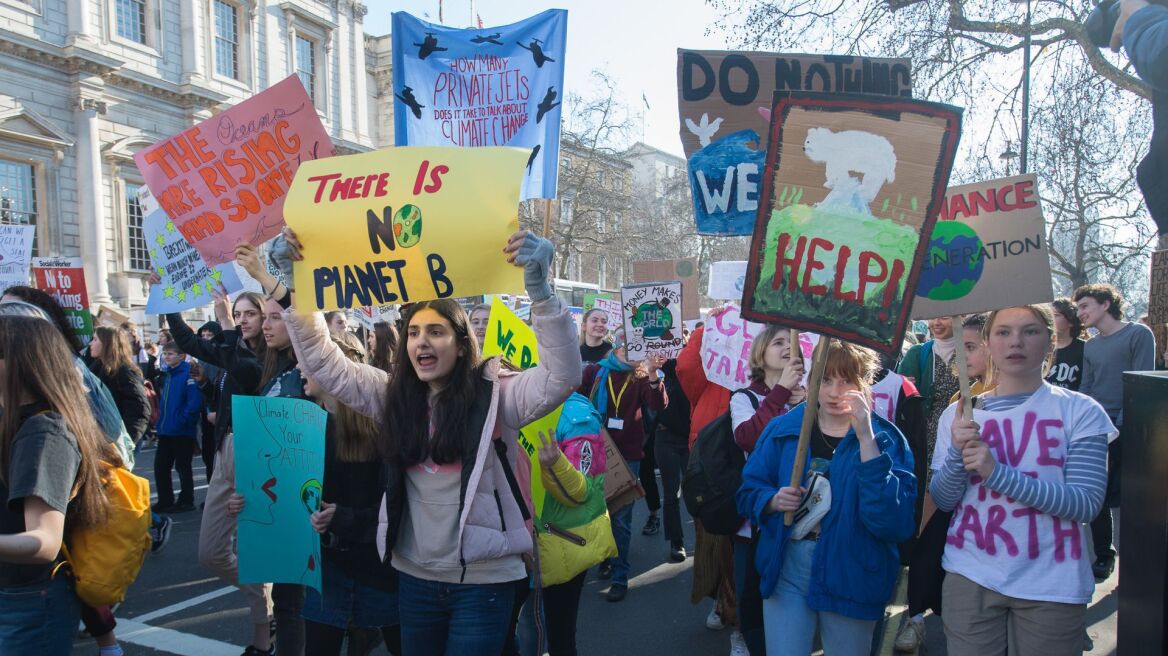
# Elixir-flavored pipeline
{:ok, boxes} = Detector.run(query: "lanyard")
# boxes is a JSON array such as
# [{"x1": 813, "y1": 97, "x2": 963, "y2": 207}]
[{"x1": 607, "y1": 373, "x2": 632, "y2": 412}]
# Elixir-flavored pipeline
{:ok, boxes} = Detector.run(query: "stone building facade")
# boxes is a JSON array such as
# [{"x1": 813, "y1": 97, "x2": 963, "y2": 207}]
[{"x1": 0, "y1": 0, "x2": 391, "y2": 328}]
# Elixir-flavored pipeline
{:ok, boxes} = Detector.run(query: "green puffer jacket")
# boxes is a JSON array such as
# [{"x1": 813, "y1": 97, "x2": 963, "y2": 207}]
[{"x1": 535, "y1": 393, "x2": 617, "y2": 586}]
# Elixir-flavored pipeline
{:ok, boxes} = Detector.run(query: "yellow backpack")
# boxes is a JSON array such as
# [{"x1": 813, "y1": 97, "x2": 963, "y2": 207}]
[{"x1": 58, "y1": 463, "x2": 152, "y2": 606}]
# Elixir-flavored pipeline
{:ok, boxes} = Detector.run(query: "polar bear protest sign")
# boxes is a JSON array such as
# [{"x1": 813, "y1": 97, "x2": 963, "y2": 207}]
[
  {"x1": 621, "y1": 281, "x2": 684, "y2": 360},
  {"x1": 741, "y1": 92, "x2": 962, "y2": 355},
  {"x1": 676, "y1": 51, "x2": 912, "y2": 236}
]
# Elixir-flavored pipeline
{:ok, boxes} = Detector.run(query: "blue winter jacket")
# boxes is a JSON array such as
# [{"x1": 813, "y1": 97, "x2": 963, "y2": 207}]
[
  {"x1": 1125, "y1": 3, "x2": 1168, "y2": 91},
  {"x1": 156, "y1": 360, "x2": 204, "y2": 437},
  {"x1": 736, "y1": 403, "x2": 917, "y2": 621}
]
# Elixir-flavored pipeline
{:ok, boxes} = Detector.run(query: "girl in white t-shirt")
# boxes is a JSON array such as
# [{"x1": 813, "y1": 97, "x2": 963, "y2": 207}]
[{"x1": 929, "y1": 305, "x2": 1116, "y2": 655}]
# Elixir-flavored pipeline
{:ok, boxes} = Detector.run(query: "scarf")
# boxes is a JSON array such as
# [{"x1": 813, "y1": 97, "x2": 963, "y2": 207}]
[
  {"x1": 932, "y1": 334, "x2": 958, "y2": 364},
  {"x1": 592, "y1": 352, "x2": 634, "y2": 417}
]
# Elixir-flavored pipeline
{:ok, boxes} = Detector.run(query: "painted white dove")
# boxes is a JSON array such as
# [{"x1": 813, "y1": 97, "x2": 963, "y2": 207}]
[{"x1": 685, "y1": 113, "x2": 724, "y2": 147}]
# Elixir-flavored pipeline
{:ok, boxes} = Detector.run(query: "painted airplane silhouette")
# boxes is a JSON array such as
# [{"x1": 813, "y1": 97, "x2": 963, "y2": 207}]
[
  {"x1": 518, "y1": 39, "x2": 555, "y2": 67},
  {"x1": 396, "y1": 86, "x2": 425, "y2": 119},
  {"x1": 470, "y1": 32, "x2": 504, "y2": 45},
  {"x1": 414, "y1": 33, "x2": 447, "y2": 60},
  {"x1": 526, "y1": 144, "x2": 541, "y2": 171},
  {"x1": 536, "y1": 87, "x2": 560, "y2": 124}
]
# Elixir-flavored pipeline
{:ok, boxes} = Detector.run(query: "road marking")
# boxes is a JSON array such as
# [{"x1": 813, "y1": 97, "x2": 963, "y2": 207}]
[
  {"x1": 116, "y1": 618, "x2": 242, "y2": 656},
  {"x1": 130, "y1": 585, "x2": 237, "y2": 623}
]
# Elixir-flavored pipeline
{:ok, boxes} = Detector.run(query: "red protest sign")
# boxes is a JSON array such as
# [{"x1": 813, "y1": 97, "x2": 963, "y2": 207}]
[
  {"x1": 32, "y1": 256, "x2": 93, "y2": 338},
  {"x1": 133, "y1": 75, "x2": 334, "y2": 266}
]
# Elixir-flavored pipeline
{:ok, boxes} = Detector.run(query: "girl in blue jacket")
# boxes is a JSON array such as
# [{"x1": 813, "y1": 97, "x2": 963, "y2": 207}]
[{"x1": 738, "y1": 340, "x2": 916, "y2": 656}]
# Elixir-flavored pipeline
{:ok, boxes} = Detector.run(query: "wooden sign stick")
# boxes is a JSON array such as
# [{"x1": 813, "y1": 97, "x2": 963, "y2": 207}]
[
  {"x1": 951, "y1": 315, "x2": 973, "y2": 417},
  {"x1": 785, "y1": 335, "x2": 831, "y2": 526},
  {"x1": 542, "y1": 198, "x2": 553, "y2": 238}
]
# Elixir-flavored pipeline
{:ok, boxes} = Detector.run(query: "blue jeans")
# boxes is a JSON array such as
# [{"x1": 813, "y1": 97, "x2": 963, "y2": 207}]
[
  {"x1": 397, "y1": 571, "x2": 516, "y2": 656},
  {"x1": 0, "y1": 575, "x2": 80, "y2": 655},
  {"x1": 608, "y1": 459, "x2": 640, "y2": 586},
  {"x1": 763, "y1": 540, "x2": 876, "y2": 656}
]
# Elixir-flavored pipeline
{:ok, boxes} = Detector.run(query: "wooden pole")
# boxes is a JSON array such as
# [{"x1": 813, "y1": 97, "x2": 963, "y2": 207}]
[
  {"x1": 542, "y1": 198, "x2": 553, "y2": 238},
  {"x1": 951, "y1": 315, "x2": 973, "y2": 417},
  {"x1": 785, "y1": 335, "x2": 831, "y2": 526}
]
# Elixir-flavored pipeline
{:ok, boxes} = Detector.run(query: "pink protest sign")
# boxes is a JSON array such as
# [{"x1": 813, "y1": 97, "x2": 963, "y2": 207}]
[
  {"x1": 700, "y1": 304, "x2": 817, "y2": 391},
  {"x1": 133, "y1": 75, "x2": 334, "y2": 266}
]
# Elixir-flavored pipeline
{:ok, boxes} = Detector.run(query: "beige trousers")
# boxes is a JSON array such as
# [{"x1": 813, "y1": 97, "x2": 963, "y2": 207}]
[
  {"x1": 197, "y1": 432, "x2": 272, "y2": 624},
  {"x1": 942, "y1": 572, "x2": 1086, "y2": 656}
]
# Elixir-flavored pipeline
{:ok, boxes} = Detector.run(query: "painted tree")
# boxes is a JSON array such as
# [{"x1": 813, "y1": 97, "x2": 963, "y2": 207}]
[{"x1": 707, "y1": 0, "x2": 1158, "y2": 304}]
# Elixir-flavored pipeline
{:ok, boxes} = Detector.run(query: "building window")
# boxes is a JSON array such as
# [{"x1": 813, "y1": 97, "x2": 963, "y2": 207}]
[
  {"x1": 599, "y1": 256, "x2": 607, "y2": 289},
  {"x1": 296, "y1": 35, "x2": 316, "y2": 99},
  {"x1": 115, "y1": 0, "x2": 147, "y2": 43},
  {"x1": 560, "y1": 157, "x2": 570, "y2": 171},
  {"x1": 614, "y1": 176, "x2": 624, "y2": 192},
  {"x1": 213, "y1": 0, "x2": 240, "y2": 79},
  {"x1": 125, "y1": 183, "x2": 150, "y2": 271},
  {"x1": 595, "y1": 210, "x2": 605, "y2": 234},
  {"x1": 0, "y1": 160, "x2": 37, "y2": 253},
  {"x1": 560, "y1": 197, "x2": 572, "y2": 225}
]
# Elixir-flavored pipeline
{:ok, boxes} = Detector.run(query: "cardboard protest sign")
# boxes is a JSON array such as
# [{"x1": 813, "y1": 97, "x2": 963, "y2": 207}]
[
  {"x1": 621, "y1": 281, "x2": 684, "y2": 360},
  {"x1": 632, "y1": 258, "x2": 699, "y2": 321},
  {"x1": 0, "y1": 225, "x2": 34, "y2": 292},
  {"x1": 700, "y1": 304, "x2": 818, "y2": 391},
  {"x1": 911, "y1": 174, "x2": 1051, "y2": 319},
  {"x1": 742, "y1": 92, "x2": 962, "y2": 355},
  {"x1": 1150, "y1": 250, "x2": 1168, "y2": 325},
  {"x1": 391, "y1": 9, "x2": 568, "y2": 200},
  {"x1": 481, "y1": 297, "x2": 566, "y2": 518},
  {"x1": 143, "y1": 204, "x2": 244, "y2": 313},
  {"x1": 707, "y1": 260, "x2": 747, "y2": 301},
  {"x1": 677, "y1": 51, "x2": 912, "y2": 235},
  {"x1": 591, "y1": 297, "x2": 622, "y2": 330},
  {"x1": 31, "y1": 257, "x2": 92, "y2": 339},
  {"x1": 285, "y1": 146, "x2": 527, "y2": 311},
  {"x1": 133, "y1": 75, "x2": 333, "y2": 266},
  {"x1": 233, "y1": 395, "x2": 327, "y2": 592}
]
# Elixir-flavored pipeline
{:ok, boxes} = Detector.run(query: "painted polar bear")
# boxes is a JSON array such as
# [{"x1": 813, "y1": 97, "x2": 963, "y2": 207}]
[{"x1": 803, "y1": 127, "x2": 897, "y2": 216}]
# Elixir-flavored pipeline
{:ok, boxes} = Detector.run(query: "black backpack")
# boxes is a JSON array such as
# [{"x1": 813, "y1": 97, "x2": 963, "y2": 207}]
[{"x1": 682, "y1": 389, "x2": 758, "y2": 535}]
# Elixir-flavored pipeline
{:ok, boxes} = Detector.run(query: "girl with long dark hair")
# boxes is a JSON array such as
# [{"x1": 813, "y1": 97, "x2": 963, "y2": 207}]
[
  {"x1": 256, "y1": 228, "x2": 579, "y2": 655},
  {"x1": 86, "y1": 326, "x2": 151, "y2": 454},
  {"x1": 158, "y1": 288, "x2": 274, "y2": 655},
  {"x1": 368, "y1": 321, "x2": 399, "y2": 372}
]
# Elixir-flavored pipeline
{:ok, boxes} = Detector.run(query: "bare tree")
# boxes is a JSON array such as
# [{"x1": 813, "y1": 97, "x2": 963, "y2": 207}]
[
  {"x1": 519, "y1": 71, "x2": 638, "y2": 279},
  {"x1": 707, "y1": 0, "x2": 1157, "y2": 303}
]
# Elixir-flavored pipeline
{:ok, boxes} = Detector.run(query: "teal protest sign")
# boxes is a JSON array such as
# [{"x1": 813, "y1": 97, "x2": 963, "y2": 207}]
[{"x1": 233, "y1": 395, "x2": 327, "y2": 592}]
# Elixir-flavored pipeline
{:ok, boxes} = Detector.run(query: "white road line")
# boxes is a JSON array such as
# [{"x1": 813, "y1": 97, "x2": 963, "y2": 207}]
[
  {"x1": 116, "y1": 618, "x2": 242, "y2": 656},
  {"x1": 130, "y1": 585, "x2": 237, "y2": 623}
]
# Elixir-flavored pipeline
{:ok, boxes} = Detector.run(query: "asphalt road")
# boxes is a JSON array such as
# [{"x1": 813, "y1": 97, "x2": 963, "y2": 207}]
[{"x1": 74, "y1": 449, "x2": 1117, "y2": 655}]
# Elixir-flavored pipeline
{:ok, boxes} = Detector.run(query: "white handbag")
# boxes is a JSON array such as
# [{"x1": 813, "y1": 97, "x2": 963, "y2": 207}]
[{"x1": 791, "y1": 471, "x2": 832, "y2": 540}]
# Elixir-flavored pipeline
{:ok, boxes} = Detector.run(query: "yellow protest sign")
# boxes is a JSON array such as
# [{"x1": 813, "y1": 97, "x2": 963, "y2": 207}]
[
  {"x1": 481, "y1": 297, "x2": 539, "y2": 367},
  {"x1": 518, "y1": 407, "x2": 562, "y2": 519},
  {"x1": 482, "y1": 297, "x2": 563, "y2": 518},
  {"x1": 285, "y1": 147, "x2": 527, "y2": 311}
]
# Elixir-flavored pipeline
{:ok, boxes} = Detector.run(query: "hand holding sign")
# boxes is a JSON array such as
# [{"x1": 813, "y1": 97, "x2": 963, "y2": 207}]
[
  {"x1": 950, "y1": 400, "x2": 981, "y2": 451},
  {"x1": 311, "y1": 502, "x2": 336, "y2": 534}
]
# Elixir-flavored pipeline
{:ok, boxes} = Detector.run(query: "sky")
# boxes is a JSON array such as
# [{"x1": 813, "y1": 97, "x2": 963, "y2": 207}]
[{"x1": 364, "y1": 0, "x2": 730, "y2": 158}]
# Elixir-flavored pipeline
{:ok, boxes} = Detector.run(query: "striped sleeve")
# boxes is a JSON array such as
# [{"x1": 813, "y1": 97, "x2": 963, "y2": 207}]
[
  {"x1": 928, "y1": 444, "x2": 970, "y2": 511},
  {"x1": 982, "y1": 434, "x2": 1109, "y2": 523}
]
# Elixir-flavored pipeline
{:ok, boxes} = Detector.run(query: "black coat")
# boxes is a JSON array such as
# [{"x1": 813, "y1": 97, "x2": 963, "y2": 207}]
[
  {"x1": 88, "y1": 362, "x2": 151, "y2": 442},
  {"x1": 167, "y1": 314, "x2": 262, "y2": 450}
]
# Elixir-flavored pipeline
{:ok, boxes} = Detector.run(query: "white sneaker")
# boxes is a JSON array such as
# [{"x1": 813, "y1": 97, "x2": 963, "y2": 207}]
[
  {"x1": 730, "y1": 629, "x2": 749, "y2": 656},
  {"x1": 706, "y1": 607, "x2": 725, "y2": 630}
]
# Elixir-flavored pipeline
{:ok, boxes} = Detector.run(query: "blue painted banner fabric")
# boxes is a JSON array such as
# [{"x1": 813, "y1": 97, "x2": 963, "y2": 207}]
[{"x1": 391, "y1": 9, "x2": 568, "y2": 200}]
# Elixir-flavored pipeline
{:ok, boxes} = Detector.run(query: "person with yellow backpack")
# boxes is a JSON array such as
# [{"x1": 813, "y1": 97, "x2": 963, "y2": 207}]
[{"x1": 0, "y1": 314, "x2": 150, "y2": 656}]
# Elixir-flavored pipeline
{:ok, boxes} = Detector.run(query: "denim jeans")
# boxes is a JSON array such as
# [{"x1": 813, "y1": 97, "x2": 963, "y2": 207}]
[
  {"x1": 397, "y1": 571, "x2": 517, "y2": 656},
  {"x1": 763, "y1": 540, "x2": 876, "y2": 656},
  {"x1": 0, "y1": 575, "x2": 81, "y2": 656},
  {"x1": 609, "y1": 459, "x2": 640, "y2": 586}
]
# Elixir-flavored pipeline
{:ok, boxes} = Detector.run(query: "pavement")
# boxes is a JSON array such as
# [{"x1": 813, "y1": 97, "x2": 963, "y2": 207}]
[{"x1": 76, "y1": 450, "x2": 1119, "y2": 655}]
